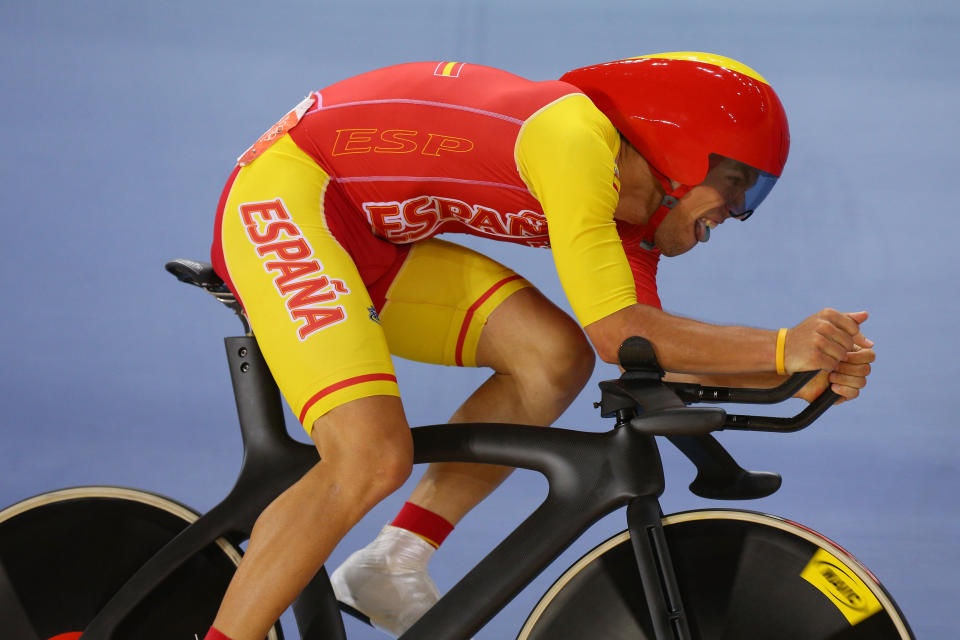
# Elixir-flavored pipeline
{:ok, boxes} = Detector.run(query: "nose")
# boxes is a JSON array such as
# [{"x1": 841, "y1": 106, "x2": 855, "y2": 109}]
[{"x1": 727, "y1": 192, "x2": 747, "y2": 215}]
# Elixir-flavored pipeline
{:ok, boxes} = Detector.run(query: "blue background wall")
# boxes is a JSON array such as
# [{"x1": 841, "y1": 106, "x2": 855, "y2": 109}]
[{"x1": 1, "y1": 1, "x2": 956, "y2": 637}]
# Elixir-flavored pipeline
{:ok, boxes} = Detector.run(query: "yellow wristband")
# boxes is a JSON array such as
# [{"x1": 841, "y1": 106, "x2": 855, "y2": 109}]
[{"x1": 776, "y1": 328, "x2": 788, "y2": 375}]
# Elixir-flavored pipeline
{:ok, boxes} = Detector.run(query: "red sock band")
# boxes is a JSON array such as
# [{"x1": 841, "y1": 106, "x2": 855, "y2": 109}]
[
  {"x1": 204, "y1": 628, "x2": 235, "y2": 640},
  {"x1": 391, "y1": 501, "x2": 454, "y2": 548}
]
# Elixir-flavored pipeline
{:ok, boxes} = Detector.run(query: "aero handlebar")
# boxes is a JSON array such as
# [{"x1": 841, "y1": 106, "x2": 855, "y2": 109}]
[
  {"x1": 595, "y1": 338, "x2": 842, "y2": 500},
  {"x1": 600, "y1": 337, "x2": 841, "y2": 437}
]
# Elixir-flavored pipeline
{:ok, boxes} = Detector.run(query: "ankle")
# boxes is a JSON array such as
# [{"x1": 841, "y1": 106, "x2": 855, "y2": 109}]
[{"x1": 390, "y1": 502, "x2": 454, "y2": 549}]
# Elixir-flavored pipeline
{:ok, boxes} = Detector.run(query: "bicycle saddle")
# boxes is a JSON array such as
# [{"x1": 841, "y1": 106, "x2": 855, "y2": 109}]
[
  {"x1": 165, "y1": 259, "x2": 227, "y2": 292},
  {"x1": 166, "y1": 259, "x2": 248, "y2": 331}
]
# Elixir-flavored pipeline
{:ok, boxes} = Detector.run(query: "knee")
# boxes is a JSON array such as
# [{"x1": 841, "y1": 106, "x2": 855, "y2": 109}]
[
  {"x1": 540, "y1": 322, "x2": 595, "y2": 397},
  {"x1": 344, "y1": 424, "x2": 413, "y2": 505},
  {"x1": 313, "y1": 398, "x2": 414, "y2": 505},
  {"x1": 365, "y1": 434, "x2": 414, "y2": 500},
  {"x1": 512, "y1": 315, "x2": 595, "y2": 402}
]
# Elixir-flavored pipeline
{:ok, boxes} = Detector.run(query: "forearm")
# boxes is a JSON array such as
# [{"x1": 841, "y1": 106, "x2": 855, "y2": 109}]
[
  {"x1": 586, "y1": 303, "x2": 778, "y2": 374},
  {"x1": 664, "y1": 371, "x2": 790, "y2": 388}
]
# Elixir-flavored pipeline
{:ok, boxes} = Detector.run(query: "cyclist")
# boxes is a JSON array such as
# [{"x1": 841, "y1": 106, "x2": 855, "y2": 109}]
[{"x1": 203, "y1": 53, "x2": 875, "y2": 640}]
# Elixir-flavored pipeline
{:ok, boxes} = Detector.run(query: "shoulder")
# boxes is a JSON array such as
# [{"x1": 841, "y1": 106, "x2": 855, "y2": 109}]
[{"x1": 519, "y1": 92, "x2": 619, "y2": 153}]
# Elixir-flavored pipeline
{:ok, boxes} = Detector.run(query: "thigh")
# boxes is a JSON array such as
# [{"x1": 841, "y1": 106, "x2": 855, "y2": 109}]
[
  {"x1": 472, "y1": 286, "x2": 590, "y2": 376},
  {"x1": 216, "y1": 134, "x2": 400, "y2": 434},
  {"x1": 378, "y1": 238, "x2": 533, "y2": 368}
]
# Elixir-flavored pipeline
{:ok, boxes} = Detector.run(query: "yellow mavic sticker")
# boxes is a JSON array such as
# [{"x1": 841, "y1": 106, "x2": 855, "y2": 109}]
[{"x1": 800, "y1": 548, "x2": 883, "y2": 625}]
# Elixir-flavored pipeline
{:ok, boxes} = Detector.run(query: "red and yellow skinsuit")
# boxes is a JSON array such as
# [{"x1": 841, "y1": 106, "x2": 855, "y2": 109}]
[{"x1": 213, "y1": 62, "x2": 661, "y2": 431}]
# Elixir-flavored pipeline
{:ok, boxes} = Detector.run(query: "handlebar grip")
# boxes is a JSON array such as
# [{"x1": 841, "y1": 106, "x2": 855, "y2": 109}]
[
  {"x1": 666, "y1": 371, "x2": 819, "y2": 405},
  {"x1": 722, "y1": 388, "x2": 841, "y2": 433}
]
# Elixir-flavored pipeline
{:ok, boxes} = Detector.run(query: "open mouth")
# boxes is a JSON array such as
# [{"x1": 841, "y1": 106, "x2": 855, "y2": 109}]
[{"x1": 695, "y1": 218, "x2": 717, "y2": 243}]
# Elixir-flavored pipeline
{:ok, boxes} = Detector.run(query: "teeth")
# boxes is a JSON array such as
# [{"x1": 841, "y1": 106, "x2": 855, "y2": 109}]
[{"x1": 704, "y1": 219, "x2": 717, "y2": 229}]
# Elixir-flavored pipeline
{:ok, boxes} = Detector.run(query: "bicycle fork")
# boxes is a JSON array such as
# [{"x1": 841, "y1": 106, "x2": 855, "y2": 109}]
[{"x1": 627, "y1": 496, "x2": 693, "y2": 640}]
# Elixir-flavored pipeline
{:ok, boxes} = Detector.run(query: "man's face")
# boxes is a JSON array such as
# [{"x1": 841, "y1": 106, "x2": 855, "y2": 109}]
[
  {"x1": 701, "y1": 155, "x2": 760, "y2": 217},
  {"x1": 653, "y1": 185, "x2": 729, "y2": 256},
  {"x1": 654, "y1": 155, "x2": 759, "y2": 257}
]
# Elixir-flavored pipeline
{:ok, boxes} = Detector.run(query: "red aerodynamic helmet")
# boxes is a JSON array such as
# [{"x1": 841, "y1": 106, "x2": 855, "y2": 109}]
[{"x1": 561, "y1": 52, "x2": 790, "y2": 219}]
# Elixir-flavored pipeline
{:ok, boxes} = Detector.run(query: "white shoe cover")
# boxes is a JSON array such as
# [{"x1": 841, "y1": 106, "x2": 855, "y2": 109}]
[{"x1": 331, "y1": 525, "x2": 441, "y2": 637}]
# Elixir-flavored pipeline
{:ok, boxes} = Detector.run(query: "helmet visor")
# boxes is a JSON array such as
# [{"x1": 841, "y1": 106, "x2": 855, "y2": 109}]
[{"x1": 700, "y1": 154, "x2": 779, "y2": 221}]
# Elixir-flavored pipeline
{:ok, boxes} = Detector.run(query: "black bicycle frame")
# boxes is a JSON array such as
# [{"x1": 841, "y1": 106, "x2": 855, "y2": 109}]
[
  {"x1": 59, "y1": 335, "x2": 677, "y2": 640},
  {"x1": 39, "y1": 326, "x2": 830, "y2": 640}
]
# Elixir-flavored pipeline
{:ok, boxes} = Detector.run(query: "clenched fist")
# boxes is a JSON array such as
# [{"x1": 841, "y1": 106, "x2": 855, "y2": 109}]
[{"x1": 787, "y1": 310, "x2": 875, "y2": 402}]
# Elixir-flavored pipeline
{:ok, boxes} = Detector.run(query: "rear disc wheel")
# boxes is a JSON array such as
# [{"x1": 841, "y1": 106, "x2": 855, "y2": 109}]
[{"x1": 0, "y1": 486, "x2": 282, "y2": 640}]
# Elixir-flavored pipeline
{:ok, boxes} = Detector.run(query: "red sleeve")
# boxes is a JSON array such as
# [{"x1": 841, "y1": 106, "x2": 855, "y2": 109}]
[{"x1": 616, "y1": 221, "x2": 662, "y2": 309}]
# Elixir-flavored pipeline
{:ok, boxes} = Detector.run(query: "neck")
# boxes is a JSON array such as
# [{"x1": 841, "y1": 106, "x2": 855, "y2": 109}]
[{"x1": 614, "y1": 140, "x2": 667, "y2": 226}]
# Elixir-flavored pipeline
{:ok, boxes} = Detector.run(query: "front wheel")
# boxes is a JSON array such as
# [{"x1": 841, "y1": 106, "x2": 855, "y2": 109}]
[
  {"x1": 519, "y1": 509, "x2": 913, "y2": 639},
  {"x1": 0, "y1": 486, "x2": 282, "y2": 640}
]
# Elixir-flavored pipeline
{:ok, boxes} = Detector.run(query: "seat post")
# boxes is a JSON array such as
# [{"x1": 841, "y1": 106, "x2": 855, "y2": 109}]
[
  {"x1": 221, "y1": 335, "x2": 319, "y2": 534},
  {"x1": 224, "y1": 336, "x2": 292, "y2": 452}
]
